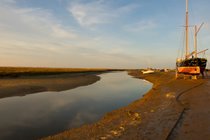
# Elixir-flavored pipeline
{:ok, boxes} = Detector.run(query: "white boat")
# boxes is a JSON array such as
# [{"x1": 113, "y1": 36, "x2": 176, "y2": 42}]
[{"x1": 142, "y1": 69, "x2": 154, "y2": 74}]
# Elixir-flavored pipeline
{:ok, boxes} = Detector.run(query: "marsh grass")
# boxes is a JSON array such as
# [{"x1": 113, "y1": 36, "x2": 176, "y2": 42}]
[{"x1": 0, "y1": 67, "x2": 122, "y2": 77}]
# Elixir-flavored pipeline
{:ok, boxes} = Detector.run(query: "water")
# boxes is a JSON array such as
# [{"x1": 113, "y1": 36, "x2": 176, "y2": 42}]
[{"x1": 0, "y1": 72, "x2": 152, "y2": 140}]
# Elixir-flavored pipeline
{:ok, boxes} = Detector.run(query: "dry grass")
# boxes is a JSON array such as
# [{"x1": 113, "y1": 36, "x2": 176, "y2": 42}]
[{"x1": 0, "y1": 67, "x2": 123, "y2": 77}]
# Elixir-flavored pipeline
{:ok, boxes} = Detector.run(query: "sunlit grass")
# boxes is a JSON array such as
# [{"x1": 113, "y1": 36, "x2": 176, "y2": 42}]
[{"x1": 0, "y1": 67, "x2": 123, "y2": 77}]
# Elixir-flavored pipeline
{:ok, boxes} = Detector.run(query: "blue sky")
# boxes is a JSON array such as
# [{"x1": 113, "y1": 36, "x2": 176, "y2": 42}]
[{"x1": 0, "y1": 0, "x2": 210, "y2": 68}]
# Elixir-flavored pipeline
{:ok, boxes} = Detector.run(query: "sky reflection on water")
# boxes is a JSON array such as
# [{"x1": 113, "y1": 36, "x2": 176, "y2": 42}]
[{"x1": 0, "y1": 72, "x2": 152, "y2": 140}]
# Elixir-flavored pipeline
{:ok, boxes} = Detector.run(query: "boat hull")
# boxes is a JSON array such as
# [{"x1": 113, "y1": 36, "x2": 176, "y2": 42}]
[
  {"x1": 176, "y1": 58, "x2": 207, "y2": 75},
  {"x1": 177, "y1": 66, "x2": 200, "y2": 75},
  {"x1": 142, "y1": 70, "x2": 154, "y2": 74}
]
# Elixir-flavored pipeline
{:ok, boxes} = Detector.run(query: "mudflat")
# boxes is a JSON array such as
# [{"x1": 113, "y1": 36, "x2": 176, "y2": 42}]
[
  {"x1": 0, "y1": 73, "x2": 101, "y2": 99},
  {"x1": 0, "y1": 67, "x2": 119, "y2": 99},
  {"x1": 41, "y1": 70, "x2": 210, "y2": 140}
]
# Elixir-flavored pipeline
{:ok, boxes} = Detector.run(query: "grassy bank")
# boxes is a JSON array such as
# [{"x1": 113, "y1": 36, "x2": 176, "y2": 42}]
[{"x1": 0, "y1": 67, "x2": 124, "y2": 77}]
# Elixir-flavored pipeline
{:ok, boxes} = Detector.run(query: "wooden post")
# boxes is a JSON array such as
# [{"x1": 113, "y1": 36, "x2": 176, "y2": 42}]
[{"x1": 191, "y1": 75, "x2": 197, "y2": 80}]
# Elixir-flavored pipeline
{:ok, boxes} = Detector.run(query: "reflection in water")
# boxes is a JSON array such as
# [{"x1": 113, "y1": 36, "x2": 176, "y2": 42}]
[{"x1": 0, "y1": 72, "x2": 152, "y2": 140}]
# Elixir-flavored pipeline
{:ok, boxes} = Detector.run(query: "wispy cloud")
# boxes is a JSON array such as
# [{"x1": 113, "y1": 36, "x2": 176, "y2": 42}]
[
  {"x1": 51, "y1": 25, "x2": 77, "y2": 39},
  {"x1": 0, "y1": 1, "x2": 81, "y2": 67},
  {"x1": 68, "y1": 1, "x2": 111, "y2": 27},
  {"x1": 0, "y1": 0, "x2": 171, "y2": 68},
  {"x1": 0, "y1": 2, "x2": 78, "y2": 50},
  {"x1": 0, "y1": 1, "x2": 142, "y2": 68},
  {"x1": 124, "y1": 20, "x2": 157, "y2": 32},
  {"x1": 0, "y1": 0, "x2": 16, "y2": 5},
  {"x1": 68, "y1": 1, "x2": 139, "y2": 28}
]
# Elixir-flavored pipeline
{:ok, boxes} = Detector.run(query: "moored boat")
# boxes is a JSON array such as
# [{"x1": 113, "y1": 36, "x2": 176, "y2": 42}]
[
  {"x1": 142, "y1": 69, "x2": 154, "y2": 74},
  {"x1": 176, "y1": 0, "x2": 208, "y2": 78}
]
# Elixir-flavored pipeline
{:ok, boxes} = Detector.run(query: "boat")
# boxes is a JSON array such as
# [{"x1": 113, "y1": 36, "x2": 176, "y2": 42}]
[
  {"x1": 176, "y1": 0, "x2": 208, "y2": 78},
  {"x1": 142, "y1": 69, "x2": 154, "y2": 74}
]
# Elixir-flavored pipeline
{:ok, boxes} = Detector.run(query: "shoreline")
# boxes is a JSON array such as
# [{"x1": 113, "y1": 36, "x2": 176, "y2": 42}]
[
  {"x1": 0, "y1": 67, "x2": 125, "y2": 99},
  {"x1": 41, "y1": 70, "x2": 210, "y2": 140},
  {"x1": 0, "y1": 72, "x2": 103, "y2": 99}
]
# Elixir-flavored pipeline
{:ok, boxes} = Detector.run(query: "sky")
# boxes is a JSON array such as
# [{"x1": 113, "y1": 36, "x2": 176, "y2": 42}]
[{"x1": 0, "y1": 0, "x2": 210, "y2": 69}]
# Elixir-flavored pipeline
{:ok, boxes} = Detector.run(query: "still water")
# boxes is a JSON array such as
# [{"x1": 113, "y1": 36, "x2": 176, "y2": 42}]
[{"x1": 0, "y1": 72, "x2": 152, "y2": 140}]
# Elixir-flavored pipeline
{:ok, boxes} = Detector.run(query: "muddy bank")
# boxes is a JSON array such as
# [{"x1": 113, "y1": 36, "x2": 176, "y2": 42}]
[
  {"x1": 0, "y1": 73, "x2": 100, "y2": 99},
  {"x1": 0, "y1": 67, "x2": 123, "y2": 99},
  {"x1": 41, "y1": 70, "x2": 210, "y2": 140}
]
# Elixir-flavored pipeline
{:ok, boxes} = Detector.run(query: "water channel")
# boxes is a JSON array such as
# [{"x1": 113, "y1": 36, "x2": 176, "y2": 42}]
[{"x1": 0, "y1": 72, "x2": 152, "y2": 140}]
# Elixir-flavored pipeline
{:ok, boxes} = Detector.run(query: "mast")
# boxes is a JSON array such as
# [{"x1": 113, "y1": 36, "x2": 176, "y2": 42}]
[
  {"x1": 185, "y1": 0, "x2": 189, "y2": 59},
  {"x1": 194, "y1": 25, "x2": 197, "y2": 58},
  {"x1": 194, "y1": 23, "x2": 204, "y2": 58}
]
